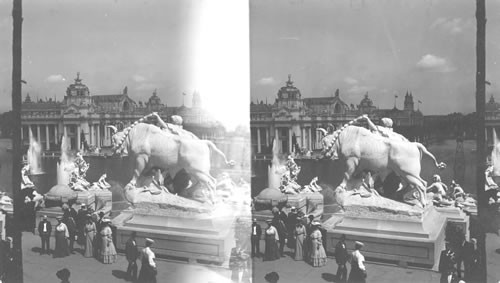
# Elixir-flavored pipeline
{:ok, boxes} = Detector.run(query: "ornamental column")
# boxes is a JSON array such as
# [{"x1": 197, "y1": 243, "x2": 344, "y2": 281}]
[
  {"x1": 265, "y1": 128, "x2": 269, "y2": 147},
  {"x1": 54, "y1": 125, "x2": 58, "y2": 146},
  {"x1": 37, "y1": 125, "x2": 41, "y2": 142},
  {"x1": 77, "y1": 125, "x2": 81, "y2": 151},
  {"x1": 257, "y1": 128, "x2": 261, "y2": 153},
  {"x1": 45, "y1": 125, "x2": 50, "y2": 150},
  {"x1": 288, "y1": 128, "x2": 293, "y2": 153},
  {"x1": 97, "y1": 124, "x2": 101, "y2": 147}
]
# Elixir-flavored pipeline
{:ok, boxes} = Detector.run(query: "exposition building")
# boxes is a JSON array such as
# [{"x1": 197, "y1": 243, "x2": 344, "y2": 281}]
[
  {"x1": 21, "y1": 73, "x2": 225, "y2": 152},
  {"x1": 250, "y1": 75, "x2": 424, "y2": 155}
]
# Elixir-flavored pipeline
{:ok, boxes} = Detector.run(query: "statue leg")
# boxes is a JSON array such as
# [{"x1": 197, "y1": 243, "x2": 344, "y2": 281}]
[
  {"x1": 403, "y1": 174, "x2": 427, "y2": 207},
  {"x1": 339, "y1": 158, "x2": 358, "y2": 190},
  {"x1": 129, "y1": 154, "x2": 148, "y2": 189}
]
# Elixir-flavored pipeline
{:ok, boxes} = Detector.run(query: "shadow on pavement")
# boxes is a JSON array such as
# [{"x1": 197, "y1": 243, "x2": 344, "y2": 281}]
[
  {"x1": 112, "y1": 270, "x2": 129, "y2": 280},
  {"x1": 321, "y1": 273, "x2": 336, "y2": 282}
]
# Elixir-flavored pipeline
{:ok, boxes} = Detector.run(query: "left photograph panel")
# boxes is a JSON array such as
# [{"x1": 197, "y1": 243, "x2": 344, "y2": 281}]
[{"x1": 2, "y1": 0, "x2": 251, "y2": 282}]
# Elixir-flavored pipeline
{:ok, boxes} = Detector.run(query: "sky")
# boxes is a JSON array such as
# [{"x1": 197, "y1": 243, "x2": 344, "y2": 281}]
[
  {"x1": 250, "y1": 0, "x2": 500, "y2": 115},
  {"x1": 0, "y1": 0, "x2": 249, "y2": 130}
]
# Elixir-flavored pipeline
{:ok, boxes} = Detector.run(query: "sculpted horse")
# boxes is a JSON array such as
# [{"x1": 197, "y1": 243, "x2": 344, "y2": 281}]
[
  {"x1": 322, "y1": 123, "x2": 446, "y2": 207},
  {"x1": 110, "y1": 122, "x2": 235, "y2": 204}
]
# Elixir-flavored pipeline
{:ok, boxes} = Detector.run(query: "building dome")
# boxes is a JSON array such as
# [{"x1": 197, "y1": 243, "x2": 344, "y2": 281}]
[
  {"x1": 66, "y1": 72, "x2": 90, "y2": 96},
  {"x1": 359, "y1": 92, "x2": 374, "y2": 108},
  {"x1": 277, "y1": 74, "x2": 301, "y2": 100}
]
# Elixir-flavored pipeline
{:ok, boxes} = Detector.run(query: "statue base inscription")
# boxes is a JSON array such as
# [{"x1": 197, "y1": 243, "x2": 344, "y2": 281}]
[
  {"x1": 112, "y1": 205, "x2": 237, "y2": 264},
  {"x1": 324, "y1": 195, "x2": 447, "y2": 271}
]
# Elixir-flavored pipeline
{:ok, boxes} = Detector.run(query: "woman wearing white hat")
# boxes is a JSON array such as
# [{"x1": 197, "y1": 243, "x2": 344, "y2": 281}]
[
  {"x1": 309, "y1": 221, "x2": 327, "y2": 267},
  {"x1": 99, "y1": 218, "x2": 117, "y2": 264}
]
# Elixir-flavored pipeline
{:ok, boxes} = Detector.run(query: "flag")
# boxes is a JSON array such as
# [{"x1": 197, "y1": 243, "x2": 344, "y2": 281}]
[
  {"x1": 418, "y1": 100, "x2": 422, "y2": 104},
  {"x1": 395, "y1": 95, "x2": 398, "y2": 98},
  {"x1": 485, "y1": 80, "x2": 492, "y2": 85},
  {"x1": 182, "y1": 92, "x2": 187, "y2": 96}
]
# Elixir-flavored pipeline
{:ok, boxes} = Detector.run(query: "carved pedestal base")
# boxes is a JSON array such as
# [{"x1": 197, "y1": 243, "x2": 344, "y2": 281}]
[{"x1": 112, "y1": 205, "x2": 237, "y2": 265}]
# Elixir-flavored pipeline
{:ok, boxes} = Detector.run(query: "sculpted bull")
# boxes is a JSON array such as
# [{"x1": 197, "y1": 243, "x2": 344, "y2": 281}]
[
  {"x1": 110, "y1": 122, "x2": 235, "y2": 204},
  {"x1": 322, "y1": 125, "x2": 446, "y2": 207}
]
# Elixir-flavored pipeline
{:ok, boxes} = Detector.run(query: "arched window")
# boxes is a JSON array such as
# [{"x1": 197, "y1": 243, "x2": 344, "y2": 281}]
[
  {"x1": 334, "y1": 103, "x2": 342, "y2": 114},
  {"x1": 123, "y1": 101, "x2": 130, "y2": 112}
]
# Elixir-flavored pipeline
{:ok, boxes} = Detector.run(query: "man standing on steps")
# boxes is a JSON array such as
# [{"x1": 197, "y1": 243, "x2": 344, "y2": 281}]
[
  {"x1": 125, "y1": 231, "x2": 140, "y2": 282},
  {"x1": 38, "y1": 215, "x2": 52, "y2": 255},
  {"x1": 334, "y1": 234, "x2": 349, "y2": 283},
  {"x1": 251, "y1": 219, "x2": 262, "y2": 258}
]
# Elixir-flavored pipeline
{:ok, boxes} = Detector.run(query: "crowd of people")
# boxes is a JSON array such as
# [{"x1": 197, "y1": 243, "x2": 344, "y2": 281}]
[
  {"x1": 251, "y1": 207, "x2": 369, "y2": 282},
  {"x1": 36, "y1": 204, "x2": 158, "y2": 283},
  {"x1": 38, "y1": 203, "x2": 117, "y2": 263},
  {"x1": 438, "y1": 238, "x2": 481, "y2": 283}
]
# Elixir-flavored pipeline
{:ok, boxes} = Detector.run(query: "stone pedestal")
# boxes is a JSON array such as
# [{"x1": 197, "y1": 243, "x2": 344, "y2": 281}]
[
  {"x1": 435, "y1": 206, "x2": 470, "y2": 240},
  {"x1": 324, "y1": 203, "x2": 447, "y2": 270},
  {"x1": 112, "y1": 207, "x2": 236, "y2": 264},
  {"x1": 94, "y1": 190, "x2": 112, "y2": 212},
  {"x1": 286, "y1": 194, "x2": 306, "y2": 214}
]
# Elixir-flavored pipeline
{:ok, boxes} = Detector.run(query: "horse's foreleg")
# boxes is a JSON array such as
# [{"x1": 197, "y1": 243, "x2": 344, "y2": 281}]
[
  {"x1": 339, "y1": 158, "x2": 358, "y2": 190},
  {"x1": 128, "y1": 154, "x2": 147, "y2": 189}
]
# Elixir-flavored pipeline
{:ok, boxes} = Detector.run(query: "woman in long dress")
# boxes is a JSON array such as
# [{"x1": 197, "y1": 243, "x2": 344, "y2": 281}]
[
  {"x1": 99, "y1": 219, "x2": 117, "y2": 264},
  {"x1": 83, "y1": 215, "x2": 96, "y2": 258},
  {"x1": 294, "y1": 220, "x2": 306, "y2": 261},
  {"x1": 309, "y1": 222, "x2": 327, "y2": 267},
  {"x1": 264, "y1": 220, "x2": 279, "y2": 261},
  {"x1": 53, "y1": 216, "x2": 70, "y2": 258}
]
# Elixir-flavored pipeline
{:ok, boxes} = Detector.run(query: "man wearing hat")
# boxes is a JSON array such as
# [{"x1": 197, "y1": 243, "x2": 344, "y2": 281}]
[
  {"x1": 138, "y1": 238, "x2": 157, "y2": 283},
  {"x1": 125, "y1": 231, "x2": 140, "y2": 281},
  {"x1": 75, "y1": 204, "x2": 88, "y2": 247},
  {"x1": 286, "y1": 207, "x2": 298, "y2": 249},
  {"x1": 37, "y1": 215, "x2": 52, "y2": 255},
  {"x1": 348, "y1": 241, "x2": 367, "y2": 283},
  {"x1": 272, "y1": 209, "x2": 288, "y2": 258},
  {"x1": 251, "y1": 219, "x2": 262, "y2": 258},
  {"x1": 335, "y1": 235, "x2": 349, "y2": 283},
  {"x1": 439, "y1": 242, "x2": 456, "y2": 283}
]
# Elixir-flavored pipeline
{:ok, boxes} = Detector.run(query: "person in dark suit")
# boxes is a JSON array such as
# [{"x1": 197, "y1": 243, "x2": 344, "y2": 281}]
[
  {"x1": 335, "y1": 234, "x2": 349, "y2": 283},
  {"x1": 251, "y1": 219, "x2": 262, "y2": 258},
  {"x1": 272, "y1": 212, "x2": 288, "y2": 257},
  {"x1": 38, "y1": 215, "x2": 52, "y2": 255},
  {"x1": 456, "y1": 238, "x2": 475, "y2": 280},
  {"x1": 125, "y1": 231, "x2": 140, "y2": 282},
  {"x1": 62, "y1": 212, "x2": 77, "y2": 254},
  {"x1": 438, "y1": 242, "x2": 456, "y2": 283},
  {"x1": 286, "y1": 207, "x2": 298, "y2": 249},
  {"x1": 75, "y1": 204, "x2": 88, "y2": 246}
]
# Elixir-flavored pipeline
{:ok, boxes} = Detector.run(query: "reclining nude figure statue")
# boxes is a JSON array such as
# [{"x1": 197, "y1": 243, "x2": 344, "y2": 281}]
[
  {"x1": 108, "y1": 113, "x2": 235, "y2": 205},
  {"x1": 321, "y1": 115, "x2": 446, "y2": 208}
]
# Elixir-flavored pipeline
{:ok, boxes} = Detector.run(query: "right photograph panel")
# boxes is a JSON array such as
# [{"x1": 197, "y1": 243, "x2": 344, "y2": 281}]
[{"x1": 249, "y1": 0, "x2": 495, "y2": 282}]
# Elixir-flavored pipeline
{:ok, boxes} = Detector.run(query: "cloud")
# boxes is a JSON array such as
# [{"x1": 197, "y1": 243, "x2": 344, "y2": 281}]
[
  {"x1": 256, "y1": 77, "x2": 278, "y2": 85},
  {"x1": 132, "y1": 74, "x2": 147, "y2": 82},
  {"x1": 45, "y1": 74, "x2": 66, "y2": 83},
  {"x1": 416, "y1": 54, "x2": 455, "y2": 73},
  {"x1": 347, "y1": 85, "x2": 375, "y2": 94},
  {"x1": 135, "y1": 83, "x2": 158, "y2": 91},
  {"x1": 344, "y1": 77, "x2": 358, "y2": 85},
  {"x1": 430, "y1": 17, "x2": 473, "y2": 35}
]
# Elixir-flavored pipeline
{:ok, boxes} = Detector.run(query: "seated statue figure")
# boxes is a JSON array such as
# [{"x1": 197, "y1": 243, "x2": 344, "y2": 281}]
[
  {"x1": 69, "y1": 152, "x2": 90, "y2": 191},
  {"x1": 21, "y1": 164, "x2": 34, "y2": 189},
  {"x1": 303, "y1": 177, "x2": 322, "y2": 193},
  {"x1": 148, "y1": 112, "x2": 198, "y2": 139},
  {"x1": 426, "y1": 174, "x2": 453, "y2": 206},
  {"x1": 362, "y1": 115, "x2": 409, "y2": 142}
]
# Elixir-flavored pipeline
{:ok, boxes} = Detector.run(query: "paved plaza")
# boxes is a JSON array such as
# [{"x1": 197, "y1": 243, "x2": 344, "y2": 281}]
[{"x1": 20, "y1": 230, "x2": 500, "y2": 283}]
